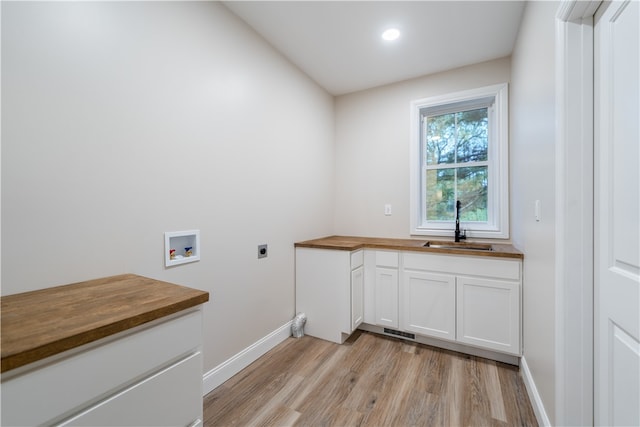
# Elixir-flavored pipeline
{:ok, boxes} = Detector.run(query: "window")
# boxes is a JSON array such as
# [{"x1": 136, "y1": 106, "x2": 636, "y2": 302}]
[{"x1": 410, "y1": 84, "x2": 509, "y2": 238}]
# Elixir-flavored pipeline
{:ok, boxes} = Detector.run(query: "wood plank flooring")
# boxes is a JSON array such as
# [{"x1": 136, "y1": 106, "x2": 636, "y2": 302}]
[{"x1": 203, "y1": 331, "x2": 538, "y2": 426}]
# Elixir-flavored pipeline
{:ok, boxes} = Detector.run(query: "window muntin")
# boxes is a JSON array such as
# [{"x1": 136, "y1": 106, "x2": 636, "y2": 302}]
[{"x1": 410, "y1": 84, "x2": 509, "y2": 239}]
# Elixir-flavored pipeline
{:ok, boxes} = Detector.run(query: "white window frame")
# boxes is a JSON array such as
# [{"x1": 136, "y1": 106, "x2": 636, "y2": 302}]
[{"x1": 410, "y1": 83, "x2": 509, "y2": 239}]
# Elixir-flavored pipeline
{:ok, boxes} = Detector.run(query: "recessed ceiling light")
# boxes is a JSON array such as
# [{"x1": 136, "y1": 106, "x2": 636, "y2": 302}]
[{"x1": 381, "y1": 28, "x2": 400, "y2": 41}]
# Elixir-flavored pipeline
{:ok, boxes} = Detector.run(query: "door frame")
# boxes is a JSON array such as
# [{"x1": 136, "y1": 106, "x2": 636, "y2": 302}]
[{"x1": 555, "y1": 1, "x2": 600, "y2": 425}]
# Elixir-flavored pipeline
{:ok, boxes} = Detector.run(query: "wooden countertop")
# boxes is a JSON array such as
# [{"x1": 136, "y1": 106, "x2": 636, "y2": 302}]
[
  {"x1": 295, "y1": 235, "x2": 523, "y2": 259},
  {"x1": 1, "y1": 274, "x2": 209, "y2": 373}
]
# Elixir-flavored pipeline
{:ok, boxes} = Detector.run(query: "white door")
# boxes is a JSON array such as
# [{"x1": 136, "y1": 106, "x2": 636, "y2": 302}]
[
  {"x1": 456, "y1": 276, "x2": 520, "y2": 355},
  {"x1": 402, "y1": 270, "x2": 455, "y2": 340},
  {"x1": 375, "y1": 267, "x2": 398, "y2": 328},
  {"x1": 351, "y1": 265, "x2": 364, "y2": 331},
  {"x1": 594, "y1": 1, "x2": 640, "y2": 425}
]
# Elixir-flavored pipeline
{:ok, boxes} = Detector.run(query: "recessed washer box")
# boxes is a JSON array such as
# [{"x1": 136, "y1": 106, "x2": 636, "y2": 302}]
[{"x1": 165, "y1": 230, "x2": 200, "y2": 267}]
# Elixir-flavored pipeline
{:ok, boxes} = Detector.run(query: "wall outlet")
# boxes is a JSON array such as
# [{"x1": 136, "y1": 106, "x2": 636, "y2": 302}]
[{"x1": 258, "y1": 244, "x2": 268, "y2": 259}]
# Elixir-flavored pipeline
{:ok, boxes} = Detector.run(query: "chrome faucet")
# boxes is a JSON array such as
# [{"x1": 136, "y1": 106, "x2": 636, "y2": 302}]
[{"x1": 455, "y1": 200, "x2": 466, "y2": 242}]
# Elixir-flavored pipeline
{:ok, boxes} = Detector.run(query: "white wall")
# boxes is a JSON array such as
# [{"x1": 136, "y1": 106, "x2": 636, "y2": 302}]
[
  {"x1": 1, "y1": 1, "x2": 335, "y2": 374},
  {"x1": 510, "y1": 1, "x2": 559, "y2": 423},
  {"x1": 333, "y1": 58, "x2": 511, "y2": 239}
]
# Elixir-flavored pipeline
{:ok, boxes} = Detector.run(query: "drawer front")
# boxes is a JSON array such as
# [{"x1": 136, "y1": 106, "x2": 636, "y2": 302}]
[
  {"x1": 376, "y1": 250, "x2": 399, "y2": 268},
  {"x1": 403, "y1": 252, "x2": 520, "y2": 281},
  {"x1": 351, "y1": 250, "x2": 364, "y2": 269},
  {"x1": 2, "y1": 309, "x2": 202, "y2": 426},
  {"x1": 58, "y1": 351, "x2": 203, "y2": 427}
]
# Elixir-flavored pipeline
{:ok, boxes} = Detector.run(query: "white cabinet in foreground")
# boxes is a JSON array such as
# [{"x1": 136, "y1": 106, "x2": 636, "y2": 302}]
[{"x1": 1, "y1": 308, "x2": 204, "y2": 427}]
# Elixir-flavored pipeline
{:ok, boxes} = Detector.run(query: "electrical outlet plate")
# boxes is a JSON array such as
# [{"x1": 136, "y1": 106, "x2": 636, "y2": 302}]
[{"x1": 258, "y1": 244, "x2": 268, "y2": 259}]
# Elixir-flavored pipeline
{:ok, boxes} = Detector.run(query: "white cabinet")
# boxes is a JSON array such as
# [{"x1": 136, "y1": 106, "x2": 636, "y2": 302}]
[
  {"x1": 374, "y1": 251, "x2": 399, "y2": 329},
  {"x1": 295, "y1": 242, "x2": 522, "y2": 358},
  {"x1": 1, "y1": 308, "x2": 204, "y2": 427},
  {"x1": 402, "y1": 271, "x2": 455, "y2": 340},
  {"x1": 456, "y1": 276, "x2": 520, "y2": 354},
  {"x1": 295, "y1": 247, "x2": 363, "y2": 343},
  {"x1": 402, "y1": 251, "x2": 522, "y2": 356}
]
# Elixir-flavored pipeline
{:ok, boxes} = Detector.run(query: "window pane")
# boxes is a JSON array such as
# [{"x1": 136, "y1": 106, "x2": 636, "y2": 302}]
[
  {"x1": 426, "y1": 113, "x2": 456, "y2": 165},
  {"x1": 426, "y1": 168, "x2": 455, "y2": 221},
  {"x1": 458, "y1": 166, "x2": 488, "y2": 222},
  {"x1": 456, "y1": 108, "x2": 488, "y2": 163}
]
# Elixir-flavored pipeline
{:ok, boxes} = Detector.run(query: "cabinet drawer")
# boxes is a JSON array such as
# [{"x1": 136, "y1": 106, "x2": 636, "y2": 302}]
[
  {"x1": 351, "y1": 250, "x2": 364, "y2": 269},
  {"x1": 403, "y1": 252, "x2": 520, "y2": 281},
  {"x1": 2, "y1": 309, "x2": 202, "y2": 426},
  {"x1": 376, "y1": 250, "x2": 399, "y2": 268},
  {"x1": 58, "y1": 352, "x2": 203, "y2": 426}
]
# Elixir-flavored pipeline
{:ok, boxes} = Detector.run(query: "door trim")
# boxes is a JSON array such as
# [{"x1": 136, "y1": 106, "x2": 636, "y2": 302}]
[{"x1": 554, "y1": 1, "x2": 600, "y2": 425}]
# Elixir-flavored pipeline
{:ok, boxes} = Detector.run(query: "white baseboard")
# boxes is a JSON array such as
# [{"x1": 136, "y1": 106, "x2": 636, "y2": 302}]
[
  {"x1": 202, "y1": 321, "x2": 292, "y2": 395},
  {"x1": 520, "y1": 356, "x2": 552, "y2": 426}
]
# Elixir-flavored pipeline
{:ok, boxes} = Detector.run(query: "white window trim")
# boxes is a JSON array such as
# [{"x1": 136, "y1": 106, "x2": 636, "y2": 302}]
[{"x1": 410, "y1": 83, "x2": 509, "y2": 239}]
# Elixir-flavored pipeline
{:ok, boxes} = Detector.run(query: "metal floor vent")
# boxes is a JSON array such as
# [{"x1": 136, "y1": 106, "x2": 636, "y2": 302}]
[{"x1": 383, "y1": 328, "x2": 416, "y2": 340}]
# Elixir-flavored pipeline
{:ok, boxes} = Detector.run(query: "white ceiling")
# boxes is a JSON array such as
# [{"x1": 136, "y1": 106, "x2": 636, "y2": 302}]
[{"x1": 223, "y1": 1, "x2": 526, "y2": 95}]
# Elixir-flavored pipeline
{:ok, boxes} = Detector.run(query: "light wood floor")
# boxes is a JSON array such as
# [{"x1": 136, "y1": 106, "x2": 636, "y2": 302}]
[{"x1": 203, "y1": 331, "x2": 538, "y2": 426}]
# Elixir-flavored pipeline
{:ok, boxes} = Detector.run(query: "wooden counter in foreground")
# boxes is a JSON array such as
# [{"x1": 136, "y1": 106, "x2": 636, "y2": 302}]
[
  {"x1": 1, "y1": 274, "x2": 209, "y2": 373},
  {"x1": 295, "y1": 235, "x2": 523, "y2": 259}
]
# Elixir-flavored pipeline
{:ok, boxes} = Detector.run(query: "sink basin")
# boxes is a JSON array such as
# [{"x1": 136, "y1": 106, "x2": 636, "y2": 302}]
[{"x1": 423, "y1": 241, "x2": 493, "y2": 251}]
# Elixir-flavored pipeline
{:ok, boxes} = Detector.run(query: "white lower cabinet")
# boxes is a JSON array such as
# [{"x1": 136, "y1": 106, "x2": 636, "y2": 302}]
[
  {"x1": 1, "y1": 309, "x2": 204, "y2": 427},
  {"x1": 295, "y1": 247, "x2": 364, "y2": 344},
  {"x1": 456, "y1": 276, "x2": 520, "y2": 354},
  {"x1": 402, "y1": 271, "x2": 455, "y2": 340},
  {"x1": 296, "y1": 245, "x2": 522, "y2": 358},
  {"x1": 401, "y1": 251, "x2": 522, "y2": 356}
]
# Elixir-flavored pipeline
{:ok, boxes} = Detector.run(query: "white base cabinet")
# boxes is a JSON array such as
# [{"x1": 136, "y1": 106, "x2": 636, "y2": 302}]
[
  {"x1": 1, "y1": 308, "x2": 205, "y2": 427},
  {"x1": 401, "y1": 251, "x2": 522, "y2": 356},
  {"x1": 295, "y1": 247, "x2": 364, "y2": 344},
  {"x1": 295, "y1": 245, "x2": 522, "y2": 358}
]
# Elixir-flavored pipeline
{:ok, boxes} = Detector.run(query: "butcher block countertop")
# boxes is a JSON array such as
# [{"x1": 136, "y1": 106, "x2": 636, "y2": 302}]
[
  {"x1": 0, "y1": 274, "x2": 209, "y2": 373},
  {"x1": 295, "y1": 235, "x2": 524, "y2": 259}
]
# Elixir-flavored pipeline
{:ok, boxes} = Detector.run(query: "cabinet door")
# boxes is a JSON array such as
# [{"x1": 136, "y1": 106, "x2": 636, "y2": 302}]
[
  {"x1": 375, "y1": 267, "x2": 398, "y2": 328},
  {"x1": 351, "y1": 265, "x2": 364, "y2": 331},
  {"x1": 456, "y1": 276, "x2": 520, "y2": 355},
  {"x1": 402, "y1": 271, "x2": 455, "y2": 340}
]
